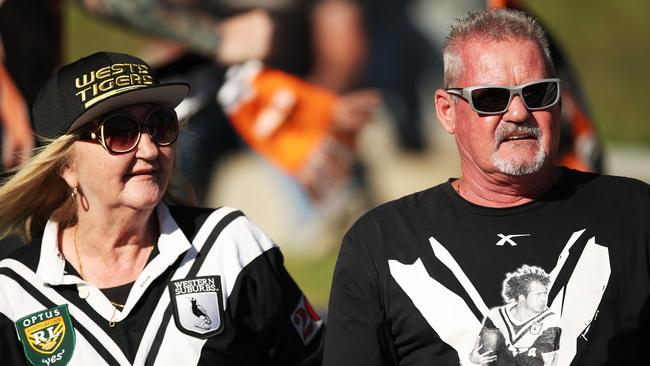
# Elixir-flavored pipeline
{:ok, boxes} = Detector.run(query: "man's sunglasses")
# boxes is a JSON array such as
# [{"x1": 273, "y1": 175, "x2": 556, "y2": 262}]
[
  {"x1": 82, "y1": 107, "x2": 179, "y2": 154},
  {"x1": 446, "y1": 78, "x2": 560, "y2": 115}
]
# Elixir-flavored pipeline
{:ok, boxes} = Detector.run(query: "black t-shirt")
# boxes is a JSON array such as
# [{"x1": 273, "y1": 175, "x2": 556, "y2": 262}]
[{"x1": 324, "y1": 168, "x2": 650, "y2": 365}]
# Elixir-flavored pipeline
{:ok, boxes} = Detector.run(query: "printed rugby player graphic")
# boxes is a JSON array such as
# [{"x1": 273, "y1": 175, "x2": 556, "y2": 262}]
[{"x1": 389, "y1": 229, "x2": 609, "y2": 366}]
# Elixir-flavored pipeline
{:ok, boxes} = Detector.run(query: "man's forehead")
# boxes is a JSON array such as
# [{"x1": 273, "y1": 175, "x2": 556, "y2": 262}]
[
  {"x1": 457, "y1": 38, "x2": 550, "y2": 85},
  {"x1": 527, "y1": 280, "x2": 548, "y2": 291}
]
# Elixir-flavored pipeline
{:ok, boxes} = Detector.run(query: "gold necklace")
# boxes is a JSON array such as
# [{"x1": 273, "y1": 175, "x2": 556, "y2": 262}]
[{"x1": 73, "y1": 226, "x2": 126, "y2": 311}]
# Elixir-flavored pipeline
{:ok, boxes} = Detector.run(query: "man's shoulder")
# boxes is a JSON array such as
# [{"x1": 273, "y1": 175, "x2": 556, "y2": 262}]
[
  {"x1": 557, "y1": 168, "x2": 649, "y2": 202},
  {"x1": 340, "y1": 182, "x2": 450, "y2": 256},
  {"x1": 562, "y1": 168, "x2": 649, "y2": 190},
  {"x1": 354, "y1": 182, "x2": 449, "y2": 226},
  {"x1": 487, "y1": 304, "x2": 510, "y2": 317}
]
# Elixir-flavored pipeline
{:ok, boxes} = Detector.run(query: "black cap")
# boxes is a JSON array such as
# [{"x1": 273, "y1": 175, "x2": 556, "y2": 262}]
[{"x1": 32, "y1": 51, "x2": 190, "y2": 140}]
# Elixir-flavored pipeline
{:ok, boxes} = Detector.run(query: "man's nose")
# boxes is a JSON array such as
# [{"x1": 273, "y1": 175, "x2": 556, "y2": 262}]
[{"x1": 502, "y1": 95, "x2": 531, "y2": 123}]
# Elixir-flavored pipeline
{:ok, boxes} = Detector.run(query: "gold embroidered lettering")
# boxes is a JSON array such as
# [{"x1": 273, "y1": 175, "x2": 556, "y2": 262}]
[
  {"x1": 75, "y1": 88, "x2": 91, "y2": 102},
  {"x1": 137, "y1": 64, "x2": 149, "y2": 74},
  {"x1": 111, "y1": 63, "x2": 126, "y2": 75},
  {"x1": 142, "y1": 74, "x2": 154, "y2": 84},
  {"x1": 75, "y1": 73, "x2": 95, "y2": 89},
  {"x1": 95, "y1": 66, "x2": 111, "y2": 79},
  {"x1": 98, "y1": 78, "x2": 114, "y2": 92},
  {"x1": 115, "y1": 75, "x2": 130, "y2": 86}
]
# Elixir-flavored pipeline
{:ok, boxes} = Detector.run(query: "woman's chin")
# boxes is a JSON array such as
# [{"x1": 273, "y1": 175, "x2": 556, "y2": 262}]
[{"x1": 120, "y1": 189, "x2": 165, "y2": 210}]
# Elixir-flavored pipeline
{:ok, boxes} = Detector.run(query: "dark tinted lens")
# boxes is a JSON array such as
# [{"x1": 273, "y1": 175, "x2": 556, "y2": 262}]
[
  {"x1": 146, "y1": 108, "x2": 178, "y2": 145},
  {"x1": 522, "y1": 81, "x2": 558, "y2": 108},
  {"x1": 102, "y1": 115, "x2": 140, "y2": 152},
  {"x1": 471, "y1": 87, "x2": 511, "y2": 113}
]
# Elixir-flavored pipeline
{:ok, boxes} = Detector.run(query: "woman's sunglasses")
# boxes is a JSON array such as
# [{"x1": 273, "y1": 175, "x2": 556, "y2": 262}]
[
  {"x1": 82, "y1": 107, "x2": 179, "y2": 154},
  {"x1": 446, "y1": 78, "x2": 560, "y2": 115}
]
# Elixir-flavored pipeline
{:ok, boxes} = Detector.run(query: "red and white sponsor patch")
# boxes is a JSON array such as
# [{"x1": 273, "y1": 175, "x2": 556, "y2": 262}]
[{"x1": 290, "y1": 296, "x2": 323, "y2": 345}]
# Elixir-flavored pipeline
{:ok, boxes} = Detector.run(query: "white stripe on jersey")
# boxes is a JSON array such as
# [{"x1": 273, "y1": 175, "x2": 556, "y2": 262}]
[
  {"x1": 149, "y1": 209, "x2": 277, "y2": 366},
  {"x1": 136, "y1": 207, "x2": 242, "y2": 366},
  {"x1": 0, "y1": 259, "x2": 132, "y2": 365},
  {"x1": 1, "y1": 205, "x2": 278, "y2": 366}
]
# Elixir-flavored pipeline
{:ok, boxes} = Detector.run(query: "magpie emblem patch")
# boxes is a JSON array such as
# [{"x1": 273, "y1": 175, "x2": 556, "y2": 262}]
[
  {"x1": 169, "y1": 275, "x2": 225, "y2": 338},
  {"x1": 15, "y1": 304, "x2": 75, "y2": 366}
]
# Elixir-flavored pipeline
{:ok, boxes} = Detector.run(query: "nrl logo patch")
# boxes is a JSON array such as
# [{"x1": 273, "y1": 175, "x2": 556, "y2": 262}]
[
  {"x1": 15, "y1": 304, "x2": 75, "y2": 366},
  {"x1": 169, "y1": 275, "x2": 225, "y2": 338}
]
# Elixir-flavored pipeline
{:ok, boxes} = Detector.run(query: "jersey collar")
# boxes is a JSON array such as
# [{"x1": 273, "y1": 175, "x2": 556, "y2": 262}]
[{"x1": 36, "y1": 202, "x2": 192, "y2": 286}]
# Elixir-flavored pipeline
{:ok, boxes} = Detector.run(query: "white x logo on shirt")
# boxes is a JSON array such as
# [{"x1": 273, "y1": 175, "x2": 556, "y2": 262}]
[{"x1": 495, "y1": 233, "x2": 531, "y2": 246}]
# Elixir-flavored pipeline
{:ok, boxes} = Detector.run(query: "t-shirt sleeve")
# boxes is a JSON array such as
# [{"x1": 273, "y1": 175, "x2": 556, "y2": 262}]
[
  {"x1": 324, "y1": 227, "x2": 396, "y2": 366},
  {"x1": 535, "y1": 326, "x2": 561, "y2": 355}
]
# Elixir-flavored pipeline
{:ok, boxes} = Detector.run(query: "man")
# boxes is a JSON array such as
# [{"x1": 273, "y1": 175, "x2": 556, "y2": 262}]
[
  {"x1": 324, "y1": 8, "x2": 649, "y2": 366},
  {"x1": 470, "y1": 265, "x2": 560, "y2": 366}
]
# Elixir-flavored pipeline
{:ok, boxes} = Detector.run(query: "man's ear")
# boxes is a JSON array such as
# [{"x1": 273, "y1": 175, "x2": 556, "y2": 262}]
[
  {"x1": 518, "y1": 294, "x2": 527, "y2": 303},
  {"x1": 434, "y1": 89, "x2": 456, "y2": 134}
]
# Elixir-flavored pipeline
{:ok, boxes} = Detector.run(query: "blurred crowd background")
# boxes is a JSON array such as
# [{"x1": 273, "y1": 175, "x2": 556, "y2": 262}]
[{"x1": 1, "y1": 0, "x2": 649, "y2": 310}]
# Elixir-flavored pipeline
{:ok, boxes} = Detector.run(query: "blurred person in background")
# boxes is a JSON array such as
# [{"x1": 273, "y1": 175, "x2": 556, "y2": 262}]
[
  {"x1": 0, "y1": 0, "x2": 63, "y2": 258},
  {"x1": 324, "y1": 8, "x2": 648, "y2": 365},
  {"x1": 311, "y1": 0, "x2": 439, "y2": 152},
  {"x1": 0, "y1": 0, "x2": 61, "y2": 169},
  {"x1": 359, "y1": 0, "x2": 438, "y2": 152},
  {"x1": 76, "y1": 0, "x2": 380, "y2": 206},
  {"x1": 0, "y1": 51, "x2": 324, "y2": 365}
]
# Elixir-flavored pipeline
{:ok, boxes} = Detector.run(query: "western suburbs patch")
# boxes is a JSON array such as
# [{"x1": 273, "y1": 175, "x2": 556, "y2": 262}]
[
  {"x1": 169, "y1": 275, "x2": 225, "y2": 338},
  {"x1": 15, "y1": 304, "x2": 75, "y2": 366}
]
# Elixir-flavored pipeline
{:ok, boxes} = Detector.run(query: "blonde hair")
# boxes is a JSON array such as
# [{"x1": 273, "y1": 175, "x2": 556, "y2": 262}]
[
  {"x1": 0, "y1": 135, "x2": 198, "y2": 243},
  {"x1": 443, "y1": 8, "x2": 554, "y2": 88},
  {"x1": 0, "y1": 135, "x2": 77, "y2": 242}
]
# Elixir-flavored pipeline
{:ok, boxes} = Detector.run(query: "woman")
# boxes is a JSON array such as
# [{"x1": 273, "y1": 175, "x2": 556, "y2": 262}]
[{"x1": 0, "y1": 52, "x2": 323, "y2": 366}]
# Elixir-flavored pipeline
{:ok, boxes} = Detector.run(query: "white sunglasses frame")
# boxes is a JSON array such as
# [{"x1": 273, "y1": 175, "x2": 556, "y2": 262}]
[{"x1": 446, "y1": 78, "x2": 561, "y2": 115}]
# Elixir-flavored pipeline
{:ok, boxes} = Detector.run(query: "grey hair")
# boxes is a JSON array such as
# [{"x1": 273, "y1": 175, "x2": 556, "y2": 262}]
[{"x1": 443, "y1": 8, "x2": 554, "y2": 88}]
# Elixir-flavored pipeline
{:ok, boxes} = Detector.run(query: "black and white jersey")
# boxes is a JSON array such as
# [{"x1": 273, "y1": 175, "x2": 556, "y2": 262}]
[
  {"x1": 324, "y1": 168, "x2": 650, "y2": 366},
  {"x1": 0, "y1": 204, "x2": 324, "y2": 365},
  {"x1": 481, "y1": 305, "x2": 561, "y2": 365}
]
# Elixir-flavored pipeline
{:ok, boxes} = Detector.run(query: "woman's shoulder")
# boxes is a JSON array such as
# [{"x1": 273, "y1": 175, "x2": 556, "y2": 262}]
[
  {"x1": 166, "y1": 205, "x2": 243, "y2": 237},
  {"x1": 166, "y1": 204, "x2": 274, "y2": 251},
  {"x1": 0, "y1": 237, "x2": 42, "y2": 271}
]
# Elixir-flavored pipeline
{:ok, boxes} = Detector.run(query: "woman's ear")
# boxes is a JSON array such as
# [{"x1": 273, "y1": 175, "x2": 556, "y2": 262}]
[
  {"x1": 434, "y1": 89, "x2": 456, "y2": 134},
  {"x1": 59, "y1": 161, "x2": 78, "y2": 190}
]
